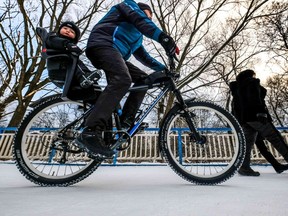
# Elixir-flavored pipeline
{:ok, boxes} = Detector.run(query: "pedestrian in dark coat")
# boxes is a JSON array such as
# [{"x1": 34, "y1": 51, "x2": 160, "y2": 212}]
[{"x1": 230, "y1": 69, "x2": 288, "y2": 176}]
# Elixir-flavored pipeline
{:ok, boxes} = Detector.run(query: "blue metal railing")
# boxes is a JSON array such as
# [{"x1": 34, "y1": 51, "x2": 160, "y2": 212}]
[
  {"x1": 1, "y1": 127, "x2": 288, "y2": 165},
  {"x1": 1, "y1": 127, "x2": 288, "y2": 132}
]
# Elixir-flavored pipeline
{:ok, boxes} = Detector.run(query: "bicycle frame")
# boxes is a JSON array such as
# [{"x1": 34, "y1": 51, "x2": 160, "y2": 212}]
[
  {"x1": 61, "y1": 80, "x2": 174, "y2": 150},
  {"x1": 127, "y1": 85, "x2": 169, "y2": 136},
  {"x1": 109, "y1": 82, "x2": 172, "y2": 150},
  {"x1": 53, "y1": 55, "x2": 202, "y2": 152}
]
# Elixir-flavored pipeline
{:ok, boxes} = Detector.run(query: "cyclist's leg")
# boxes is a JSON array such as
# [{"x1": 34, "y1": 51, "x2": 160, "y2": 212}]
[
  {"x1": 120, "y1": 62, "x2": 148, "y2": 127},
  {"x1": 76, "y1": 47, "x2": 131, "y2": 157},
  {"x1": 85, "y1": 47, "x2": 131, "y2": 128}
]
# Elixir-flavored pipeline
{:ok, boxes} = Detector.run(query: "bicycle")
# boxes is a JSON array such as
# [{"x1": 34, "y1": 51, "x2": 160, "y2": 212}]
[{"x1": 13, "y1": 28, "x2": 246, "y2": 187}]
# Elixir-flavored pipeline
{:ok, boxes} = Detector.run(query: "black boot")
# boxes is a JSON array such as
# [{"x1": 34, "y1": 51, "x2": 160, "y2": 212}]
[
  {"x1": 273, "y1": 164, "x2": 288, "y2": 174},
  {"x1": 76, "y1": 127, "x2": 114, "y2": 158},
  {"x1": 238, "y1": 167, "x2": 260, "y2": 176}
]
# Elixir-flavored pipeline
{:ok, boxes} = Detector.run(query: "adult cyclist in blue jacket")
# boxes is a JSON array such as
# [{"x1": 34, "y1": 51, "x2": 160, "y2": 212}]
[{"x1": 76, "y1": 1, "x2": 179, "y2": 158}]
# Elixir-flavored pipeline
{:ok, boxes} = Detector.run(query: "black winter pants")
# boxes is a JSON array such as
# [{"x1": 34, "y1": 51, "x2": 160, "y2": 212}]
[
  {"x1": 255, "y1": 135, "x2": 282, "y2": 169},
  {"x1": 241, "y1": 121, "x2": 288, "y2": 168},
  {"x1": 85, "y1": 47, "x2": 148, "y2": 128}
]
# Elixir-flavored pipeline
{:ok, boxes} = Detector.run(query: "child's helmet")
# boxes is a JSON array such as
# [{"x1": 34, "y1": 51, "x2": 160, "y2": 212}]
[{"x1": 58, "y1": 21, "x2": 81, "y2": 43}]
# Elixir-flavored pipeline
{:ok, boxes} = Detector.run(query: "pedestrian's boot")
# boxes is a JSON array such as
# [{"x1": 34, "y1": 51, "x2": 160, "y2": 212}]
[
  {"x1": 273, "y1": 164, "x2": 288, "y2": 174},
  {"x1": 238, "y1": 167, "x2": 260, "y2": 176}
]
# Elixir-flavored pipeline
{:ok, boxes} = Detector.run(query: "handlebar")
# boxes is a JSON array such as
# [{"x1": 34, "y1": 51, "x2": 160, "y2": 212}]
[
  {"x1": 166, "y1": 54, "x2": 180, "y2": 80},
  {"x1": 168, "y1": 54, "x2": 179, "y2": 71}
]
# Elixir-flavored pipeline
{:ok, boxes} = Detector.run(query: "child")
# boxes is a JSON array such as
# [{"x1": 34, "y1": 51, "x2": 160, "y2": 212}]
[{"x1": 45, "y1": 21, "x2": 100, "y2": 88}]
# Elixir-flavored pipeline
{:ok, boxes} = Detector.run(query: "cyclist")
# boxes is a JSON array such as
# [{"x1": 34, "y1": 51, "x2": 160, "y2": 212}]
[{"x1": 76, "y1": 1, "x2": 179, "y2": 158}]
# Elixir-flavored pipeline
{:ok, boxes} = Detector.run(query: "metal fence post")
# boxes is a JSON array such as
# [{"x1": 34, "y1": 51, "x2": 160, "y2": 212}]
[
  {"x1": 177, "y1": 128, "x2": 183, "y2": 165},
  {"x1": 113, "y1": 153, "x2": 118, "y2": 165}
]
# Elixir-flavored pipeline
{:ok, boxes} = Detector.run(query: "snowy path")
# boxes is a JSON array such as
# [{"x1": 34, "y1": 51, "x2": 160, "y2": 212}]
[{"x1": 0, "y1": 163, "x2": 287, "y2": 216}]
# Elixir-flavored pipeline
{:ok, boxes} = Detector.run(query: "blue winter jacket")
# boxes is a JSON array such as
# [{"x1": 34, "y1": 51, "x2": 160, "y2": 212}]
[{"x1": 87, "y1": 0, "x2": 165, "y2": 71}]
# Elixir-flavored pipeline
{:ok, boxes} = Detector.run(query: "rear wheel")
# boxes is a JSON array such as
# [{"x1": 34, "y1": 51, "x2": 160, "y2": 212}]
[
  {"x1": 159, "y1": 101, "x2": 245, "y2": 185},
  {"x1": 13, "y1": 95, "x2": 101, "y2": 186}
]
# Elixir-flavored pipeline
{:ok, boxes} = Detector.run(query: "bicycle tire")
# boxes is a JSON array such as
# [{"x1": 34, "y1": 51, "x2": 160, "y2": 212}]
[
  {"x1": 159, "y1": 100, "x2": 245, "y2": 185},
  {"x1": 13, "y1": 95, "x2": 101, "y2": 186}
]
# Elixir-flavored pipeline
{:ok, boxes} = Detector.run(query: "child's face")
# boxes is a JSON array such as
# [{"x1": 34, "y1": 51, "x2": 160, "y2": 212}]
[{"x1": 59, "y1": 26, "x2": 76, "y2": 40}]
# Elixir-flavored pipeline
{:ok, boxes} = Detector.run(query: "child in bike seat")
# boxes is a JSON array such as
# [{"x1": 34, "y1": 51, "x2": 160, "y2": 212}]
[{"x1": 45, "y1": 21, "x2": 100, "y2": 88}]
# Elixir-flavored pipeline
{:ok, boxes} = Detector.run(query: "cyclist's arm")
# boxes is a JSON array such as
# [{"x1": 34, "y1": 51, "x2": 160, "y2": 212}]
[
  {"x1": 116, "y1": 0, "x2": 162, "y2": 42},
  {"x1": 133, "y1": 45, "x2": 165, "y2": 71}
]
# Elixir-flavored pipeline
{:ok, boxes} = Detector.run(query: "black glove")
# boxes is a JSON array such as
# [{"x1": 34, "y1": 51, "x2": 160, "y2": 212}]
[
  {"x1": 256, "y1": 113, "x2": 268, "y2": 124},
  {"x1": 66, "y1": 43, "x2": 82, "y2": 54},
  {"x1": 159, "y1": 32, "x2": 179, "y2": 56}
]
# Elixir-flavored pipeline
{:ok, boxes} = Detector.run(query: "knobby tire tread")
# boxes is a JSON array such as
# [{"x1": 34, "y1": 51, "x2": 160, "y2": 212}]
[
  {"x1": 159, "y1": 101, "x2": 246, "y2": 185},
  {"x1": 13, "y1": 95, "x2": 101, "y2": 186}
]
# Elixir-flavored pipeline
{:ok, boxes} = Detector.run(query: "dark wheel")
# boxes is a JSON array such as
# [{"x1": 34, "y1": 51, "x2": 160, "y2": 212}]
[
  {"x1": 13, "y1": 95, "x2": 101, "y2": 186},
  {"x1": 159, "y1": 101, "x2": 245, "y2": 185}
]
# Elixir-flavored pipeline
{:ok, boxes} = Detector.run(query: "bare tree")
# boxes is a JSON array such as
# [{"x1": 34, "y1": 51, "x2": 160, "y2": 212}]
[
  {"x1": 1, "y1": 0, "x2": 287, "y2": 128},
  {"x1": 0, "y1": 0, "x2": 108, "y2": 127},
  {"x1": 257, "y1": 1, "x2": 288, "y2": 53},
  {"x1": 253, "y1": 1, "x2": 288, "y2": 125},
  {"x1": 256, "y1": 1, "x2": 288, "y2": 77},
  {"x1": 147, "y1": 0, "x2": 272, "y2": 123},
  {"x1": 266, "y1": 74, "x2": 288, "y2": 126}
]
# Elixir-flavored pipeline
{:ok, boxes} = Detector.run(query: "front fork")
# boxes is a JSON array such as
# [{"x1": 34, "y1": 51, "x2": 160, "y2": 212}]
[
  {"x1": 174, "y1": 88, "x2": 206, "y2": 145},
  {"x1": 181, "y1": 108, "x2": 206, "y2": 145}
]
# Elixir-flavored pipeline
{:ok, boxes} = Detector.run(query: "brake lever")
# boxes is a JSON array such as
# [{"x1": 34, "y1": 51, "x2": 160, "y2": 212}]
[
  {"x1": 168, "y1": 54, "x2": 179, "y2": 73},
  {"x1": 173, "y1": 54, "x2": 179, "y2": 62}
]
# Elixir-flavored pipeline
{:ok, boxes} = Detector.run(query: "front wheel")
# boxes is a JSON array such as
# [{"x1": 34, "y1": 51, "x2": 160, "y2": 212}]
[{"x1": 159, "y1": 101, "x2": 245, "y2": 185}]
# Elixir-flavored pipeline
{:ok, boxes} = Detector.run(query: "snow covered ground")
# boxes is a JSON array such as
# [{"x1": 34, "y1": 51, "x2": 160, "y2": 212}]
[{"x1": 0, "y1": 163, "x2": 287, "y2": 216}]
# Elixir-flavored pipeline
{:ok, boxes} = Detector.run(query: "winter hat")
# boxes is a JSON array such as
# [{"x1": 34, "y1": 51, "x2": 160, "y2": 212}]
[
  {"x1": 58, "y1": 21, "x2": 81, "y2": 43},
  {"x1": 236, "y1": 69, "x2": 255, "y2": 82},
  {"x1": 137, "y1": 2, "x2": 152, "y2": 14}
]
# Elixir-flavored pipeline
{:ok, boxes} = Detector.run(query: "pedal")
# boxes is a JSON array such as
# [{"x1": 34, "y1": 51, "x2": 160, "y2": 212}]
[
  {"x1": 74, "y1": 138, "x2": 114, "y2": 161},
  {"x1": 87, "y1": 152, "x2": 114, "y2": 161}
]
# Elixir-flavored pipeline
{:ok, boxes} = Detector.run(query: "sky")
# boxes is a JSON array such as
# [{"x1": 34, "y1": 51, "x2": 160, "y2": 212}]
[{"x1": 1, "y1": 163, "x2": 288, "y2": 216}]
